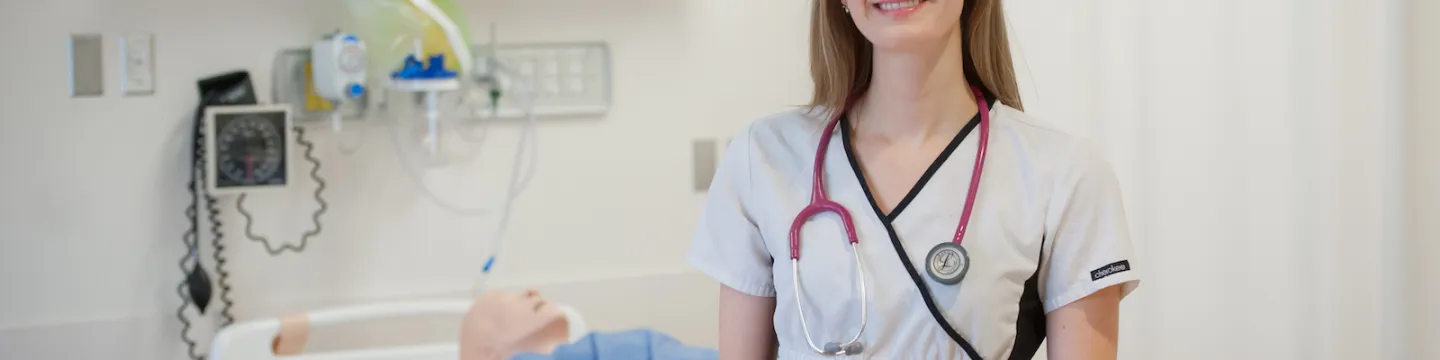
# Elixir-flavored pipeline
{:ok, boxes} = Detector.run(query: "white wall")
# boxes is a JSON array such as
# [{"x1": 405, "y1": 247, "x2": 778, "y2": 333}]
[
  {"x1": 0, "y1": 0, "x2": 1431, "y2": 359},
  {"x1": 0, "y1": 0, "x2": 812, "y2": 358}
]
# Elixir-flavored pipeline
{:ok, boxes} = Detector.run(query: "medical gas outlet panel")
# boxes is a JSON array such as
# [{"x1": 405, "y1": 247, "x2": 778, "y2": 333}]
[
  {"x1": 478, "y1": 42, "x2": 612, "y2": 118},
  {"x1": 272, "y1": 41, "x2": 611, "y2": 121}
]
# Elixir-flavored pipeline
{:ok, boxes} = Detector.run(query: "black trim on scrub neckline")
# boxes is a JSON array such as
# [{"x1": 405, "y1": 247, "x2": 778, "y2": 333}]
[
  {"x1": 838, "y1": 94, "x2": 996, "y2": 359},
  {"x1": 839, "y1": 96, "x2": 991, "y2": 221}
]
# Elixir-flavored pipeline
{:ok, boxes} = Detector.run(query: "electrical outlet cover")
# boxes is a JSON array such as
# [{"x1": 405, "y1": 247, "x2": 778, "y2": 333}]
[{"x1": 693, "y1": 138, "x2": 719, "y2": 192}]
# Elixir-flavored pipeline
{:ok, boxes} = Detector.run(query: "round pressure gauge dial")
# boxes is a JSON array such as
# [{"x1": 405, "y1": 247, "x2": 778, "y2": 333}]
[
  {"x1": 205, "y1": 105, "x2": 292, "y2": 194},
  {"x1": 216, "y1": 114, "x2": 285, "y2": 185}
]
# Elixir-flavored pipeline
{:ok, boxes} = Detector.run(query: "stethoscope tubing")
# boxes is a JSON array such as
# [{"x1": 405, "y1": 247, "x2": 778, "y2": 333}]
[
  {"x1": 952, "y1": 87, "x2": 990, "y2": 246},
  {"x1": 788, "y1": 94, "x2": 865, "y2": 260},
  {"x1": 790, "y1": 87, "x2": 989, "y2": 257},
  {"x1": 789, "y1": 86, "x2": 990, "y2": 358},
  {"x1": 791, "y1": 249, "x2": 868, "y2": 355}
]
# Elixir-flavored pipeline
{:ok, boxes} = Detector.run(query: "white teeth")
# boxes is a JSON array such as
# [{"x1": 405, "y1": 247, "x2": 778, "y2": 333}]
[{"x1": 877, "y1": 0, "x2": 920, "y2": 11}]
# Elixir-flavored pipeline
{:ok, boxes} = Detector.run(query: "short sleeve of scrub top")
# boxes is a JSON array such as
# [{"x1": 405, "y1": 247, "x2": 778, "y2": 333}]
[
  {"x1": 686, "y1": 126, "x2": 776, "y2": 298},
  {"x1": 1040, "y1": 142, "x2": 1140, "y2": 312}
]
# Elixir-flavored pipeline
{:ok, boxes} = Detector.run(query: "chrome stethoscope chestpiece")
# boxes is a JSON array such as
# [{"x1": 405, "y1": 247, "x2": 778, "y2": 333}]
[{"x1": 925, "y1": 242, "x2": 970, "y2": 285}]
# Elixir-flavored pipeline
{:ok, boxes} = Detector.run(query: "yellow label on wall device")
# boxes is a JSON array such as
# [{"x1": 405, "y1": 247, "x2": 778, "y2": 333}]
[{"x1": 303, "y1": 61, "x2": 335, "y2": 112}]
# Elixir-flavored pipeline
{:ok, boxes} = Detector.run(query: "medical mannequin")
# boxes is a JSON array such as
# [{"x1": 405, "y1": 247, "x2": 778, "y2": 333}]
[
  {"x1": 459, "y1": 289, "x2": 571, "y2": 360},
  {"x1": 458, "y1": 289, "x2": 717, "y2": 360}
]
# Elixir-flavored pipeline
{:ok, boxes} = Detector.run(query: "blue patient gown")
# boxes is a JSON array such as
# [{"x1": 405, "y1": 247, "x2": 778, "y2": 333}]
[{"x1": 509, "y1": 329, "x2": 717, "y2": 360}]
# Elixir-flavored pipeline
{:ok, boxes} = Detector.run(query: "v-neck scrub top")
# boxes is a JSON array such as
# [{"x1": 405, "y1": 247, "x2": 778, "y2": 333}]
[{"x1": 687, "y1": 98, "x2": 1141, "y2": 360}]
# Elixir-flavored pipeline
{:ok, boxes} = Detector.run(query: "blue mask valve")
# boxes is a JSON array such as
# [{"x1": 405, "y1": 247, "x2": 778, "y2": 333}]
[{"x1": 391, "y1": 54, "x2": 459, "y2": 80}]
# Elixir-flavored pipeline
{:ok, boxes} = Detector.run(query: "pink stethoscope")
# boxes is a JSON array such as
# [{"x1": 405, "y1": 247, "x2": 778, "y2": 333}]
[{"x1": 789, "y1": 86, "x2": 991, "y2": 357}]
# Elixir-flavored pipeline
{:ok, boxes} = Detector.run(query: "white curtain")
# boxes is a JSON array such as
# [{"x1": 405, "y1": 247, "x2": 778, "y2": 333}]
[
  {"x1": 1403, "y1": 2, "x2": 1440, "y2": 360},
  {"x1": 1004, "y1": 0, "x2": 1413, "y2": 358}
]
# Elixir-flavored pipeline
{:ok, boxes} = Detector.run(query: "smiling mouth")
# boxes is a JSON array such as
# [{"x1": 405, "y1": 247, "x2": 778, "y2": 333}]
[{"x1": 872, "y1": 0, "x2": 928, "y2": 11}]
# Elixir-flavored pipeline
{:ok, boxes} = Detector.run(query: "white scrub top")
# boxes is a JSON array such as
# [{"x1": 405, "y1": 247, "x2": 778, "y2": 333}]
[{"x1": 687, "y1": 97, "x2": 1141, "y2": 360}]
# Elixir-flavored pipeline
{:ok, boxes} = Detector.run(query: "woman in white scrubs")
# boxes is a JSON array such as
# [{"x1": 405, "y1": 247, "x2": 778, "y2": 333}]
[{"x1": 687, "y1": 0, "x2": 1140, "y2": 359}]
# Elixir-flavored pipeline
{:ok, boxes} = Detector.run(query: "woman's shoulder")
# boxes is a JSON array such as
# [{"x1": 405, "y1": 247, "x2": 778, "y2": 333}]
[
  {"x1": 739, "y1": 106, "x2": 830, "y2": 143},
  {"x1": 989, "y1": 102, "x2": 1115, "y2": 178},
  {"x1": 990, "y1": 102, "x2": 1082, "y2": 146},
  {"x1": 712, "y1": 107, "x2": 830, "y2": 183},
  {"x1": 725, "y1": 106, "x2": 830, "y2": 156}
]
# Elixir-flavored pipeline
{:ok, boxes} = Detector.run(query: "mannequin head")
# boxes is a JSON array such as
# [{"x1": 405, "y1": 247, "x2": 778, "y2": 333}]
[{"x1": 459, "y1": 289, "x2": 571, "y2": 360}]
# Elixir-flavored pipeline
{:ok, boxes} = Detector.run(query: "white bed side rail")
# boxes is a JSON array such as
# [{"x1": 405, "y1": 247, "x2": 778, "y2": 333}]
[{"x1": 208, "y1": 299, "x2": 473, "y2": 360}]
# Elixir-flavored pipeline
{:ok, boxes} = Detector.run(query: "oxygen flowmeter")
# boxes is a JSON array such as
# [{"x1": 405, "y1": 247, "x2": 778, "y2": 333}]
[
  {"x1": 311, "y1": 32, "x2": 368, "y2": 101},
  {"x1": 311, "y1": 31, "x2": 368, "y2": 153}
]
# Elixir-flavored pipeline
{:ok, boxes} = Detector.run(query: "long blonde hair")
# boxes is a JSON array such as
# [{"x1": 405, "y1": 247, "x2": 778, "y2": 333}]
[{"x1": 807, "y1": 0, "x2": 1023, "y2": 115}]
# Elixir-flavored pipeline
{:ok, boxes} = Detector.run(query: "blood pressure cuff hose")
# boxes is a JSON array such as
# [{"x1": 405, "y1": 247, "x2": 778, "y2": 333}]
[{"x1": 182, "y1": 70, "x2": 256, "y2": 314}]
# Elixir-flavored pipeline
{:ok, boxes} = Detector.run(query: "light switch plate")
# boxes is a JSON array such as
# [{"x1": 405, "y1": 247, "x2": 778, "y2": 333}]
[
  {"x1": 120, "y1": 34, "x2": 155, "y2": 95},
  {"x1": 69, "y1": 33, "x2": 104, "y2": 97},
  {"x1": 693, "y1": 138, "x2": 719, "y2": 192}
]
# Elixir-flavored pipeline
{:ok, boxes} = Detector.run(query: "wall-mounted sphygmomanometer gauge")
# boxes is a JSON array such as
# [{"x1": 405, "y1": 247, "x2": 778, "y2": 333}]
[{"x1": 204, "y1": 104, "x2": 294, "y2": 195}]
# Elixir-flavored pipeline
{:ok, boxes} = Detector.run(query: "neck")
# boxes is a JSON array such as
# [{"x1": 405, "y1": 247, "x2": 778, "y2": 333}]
[
  {"x1": 509, "y1": 317, "x2": 569, "y2": 357},
  {"x1": 852, "y1": 28, "x2": 977, "y2": 142},
  {"x1": 462, "y1": 317, "x2": 570, "y2": 360}
]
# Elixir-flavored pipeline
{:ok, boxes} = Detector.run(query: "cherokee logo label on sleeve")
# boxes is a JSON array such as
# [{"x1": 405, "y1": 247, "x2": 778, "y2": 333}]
[{"x1": 1090, "y1": 260, "x2": 1131, "y2": 281}]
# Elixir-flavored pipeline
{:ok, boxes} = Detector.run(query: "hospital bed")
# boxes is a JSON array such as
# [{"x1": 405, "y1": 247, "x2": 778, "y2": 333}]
[{"x1": 208, "y1": 299, "x2": 588, "y2": 360}]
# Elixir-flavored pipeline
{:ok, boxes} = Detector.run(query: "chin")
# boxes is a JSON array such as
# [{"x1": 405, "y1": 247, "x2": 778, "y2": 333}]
[
  {"x1": 865, "y1": 25, "x2": 953, "y2": 52},
  {"x1": 852, "y1": 0, "x2": 965, "y2": 52}
]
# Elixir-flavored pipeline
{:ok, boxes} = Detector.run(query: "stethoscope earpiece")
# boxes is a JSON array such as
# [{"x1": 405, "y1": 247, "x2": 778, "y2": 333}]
[
  {"x1": 848, "y1": 342, "x2": 865, "y2": 355},
  {"x1": 822, "y1": 341, "x2": 864, "y2": 356}
]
